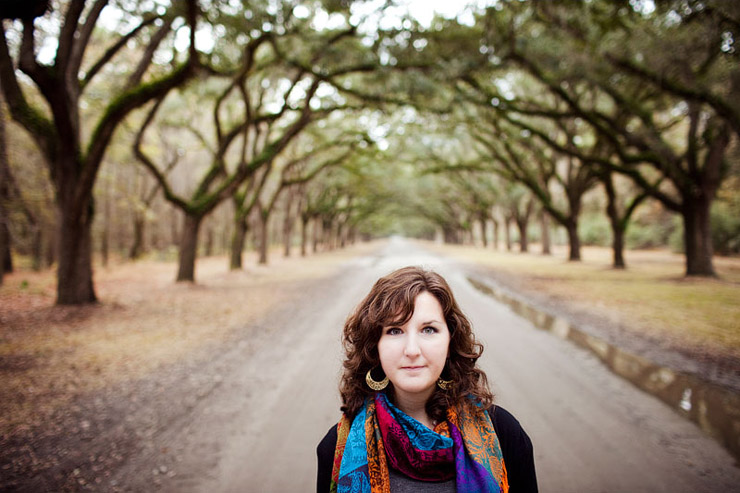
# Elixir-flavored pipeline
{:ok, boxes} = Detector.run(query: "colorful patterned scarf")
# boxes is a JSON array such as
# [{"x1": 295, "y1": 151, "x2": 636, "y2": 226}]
[{"x1": 330, "y1": 393, "x2": 508, "y2": 492}]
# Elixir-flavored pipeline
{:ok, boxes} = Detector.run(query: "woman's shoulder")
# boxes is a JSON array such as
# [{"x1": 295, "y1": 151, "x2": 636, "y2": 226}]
[
  {"x1": 317, "y1": 423, "x2": 338, "y2": 459},
  {"x1": 317, "y1": 423, "x2": 339, "y2": 492},
  {"x1": 487, "y1": 404, "x2": 533, "y2": 450},
  {"x1": 488, "y1": 405, "x2": 524, "y2": 435},
  {"x1": 487, "y1": 405, "x2": 538, "y2": 493},
  {"x1": 318, "y1": 423, "x2": 338, "y2": 451}
]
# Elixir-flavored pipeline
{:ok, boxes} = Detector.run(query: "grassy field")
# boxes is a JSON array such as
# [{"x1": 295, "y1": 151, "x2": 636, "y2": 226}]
[{"x1": 423, "y1": 241, "x2": 740, "y2": 358}]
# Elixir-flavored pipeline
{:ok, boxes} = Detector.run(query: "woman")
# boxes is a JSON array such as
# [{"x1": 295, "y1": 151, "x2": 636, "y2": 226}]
[{"x1": 317, "y1": 266, "x2": 537, "y2": 492}]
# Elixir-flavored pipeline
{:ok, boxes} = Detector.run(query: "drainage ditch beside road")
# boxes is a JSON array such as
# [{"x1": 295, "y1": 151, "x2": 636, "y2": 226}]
[{"x1": 468, "y1": 275, "x2": 740, "y2": 463}]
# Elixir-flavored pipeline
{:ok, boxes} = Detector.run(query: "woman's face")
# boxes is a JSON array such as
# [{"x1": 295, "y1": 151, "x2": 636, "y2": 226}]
[{"x1": 377, "y1": 291, "x2": 451, "y2": 405}]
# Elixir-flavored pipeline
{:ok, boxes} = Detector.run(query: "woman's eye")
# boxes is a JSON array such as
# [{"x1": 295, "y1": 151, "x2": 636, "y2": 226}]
[
  {"x1": 422, "y1": 326, "x2": 438, "y2": 334},
  {"x1": 386, "y1": 327, "x2": 402, "y2": 335}
]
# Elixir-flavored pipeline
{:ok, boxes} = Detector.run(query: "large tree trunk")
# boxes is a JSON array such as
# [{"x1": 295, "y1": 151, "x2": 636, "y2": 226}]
[
  {"x1": 0, "y1": 2, "x2": 199, "y2": 304},
  {"x1": 479, "y1": 218, "x2": 488, "y2": 248},
  {"x1": 177, "y1": 213, "x2": 202, "y2": 282},
  {"x1": 492, "y1": 218, "x2": 499, "y2": 250},
  {"x1": 312, "y1": 218, "x2": 320, "y2": 253},
  {"x1": 516, "y1": 217, "x2": 529, "y2": 253},
  {"x1": 283, "y1": 212, "x2": 293, "y2": 258},
  {"x1": 565, "y1": 219, "x2": 581, "y2": 261},
  {"x1": 602, "y1": 171, "x2": 625, "y2": 268},
  {"x1": 300, "y1": 216, "x2": 309, "y2": 257},
  {"x1": 283, "y1": 192, "x2": 294, "y2": 257},
  {"x1": 229, "y1": 218, "x2": 247, "y2": 270},
  {"x1": 129, "y1": 214, "x2": 145, "y2": 259},
  {"x1": 258, "y1": 212, "x2": 269, "y2": 265},
  {"x1": 516, "y1": 199, "x2": 534, "y2": 253},
  {"x1": 57, "y1": 202, "x2": 97, "y2": 304},
  {"x1": 504, "y1": 216, "x2": 512, "y2": 251},
  {"x1": 338, "y1": 222, "x2": 345, "y2": 248},
  {"x1": 603, "y1": 178, "x2": 626, "y2": 269},
  {"x1": 540, "y1": 210, "x2": 551, "y2": 255},
  {"x1": 682, "y1": 195, "x2": 715, "y2": 276},
  {"x1": 612, "y1": 223, "x2": 625, "y2": 269},
  {"x1": 677, "y1": 108, "x2": 725, "y2": 277},
  {"x1": 565, "y1": 188, "x2": 583, "y2": 262}
]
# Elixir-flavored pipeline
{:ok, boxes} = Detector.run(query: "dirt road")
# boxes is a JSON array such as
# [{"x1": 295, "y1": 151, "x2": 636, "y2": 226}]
[{"x1": 60, "y1": 239, "x2": 740, "y2": 491}]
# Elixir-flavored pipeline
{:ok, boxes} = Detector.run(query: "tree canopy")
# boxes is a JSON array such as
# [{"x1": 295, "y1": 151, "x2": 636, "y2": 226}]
[{"x1": 1, "y1": 0, "x2": 737, "y2": 297}]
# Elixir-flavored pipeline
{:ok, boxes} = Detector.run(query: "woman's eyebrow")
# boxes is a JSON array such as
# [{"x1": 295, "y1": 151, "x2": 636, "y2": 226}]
[{"x1": 421, "y1": 319, "x2": 444, "y2": 325}]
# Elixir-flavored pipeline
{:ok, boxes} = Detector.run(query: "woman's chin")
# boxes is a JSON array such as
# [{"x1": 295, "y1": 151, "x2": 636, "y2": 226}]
[{"x1": 392, "y1": 381, "x2": 436, "y2": 398}]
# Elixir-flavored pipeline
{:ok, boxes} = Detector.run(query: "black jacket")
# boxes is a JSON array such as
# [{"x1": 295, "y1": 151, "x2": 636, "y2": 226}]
[{"x1": 316, "y1": 405, "x2": 538, "y2": 492}]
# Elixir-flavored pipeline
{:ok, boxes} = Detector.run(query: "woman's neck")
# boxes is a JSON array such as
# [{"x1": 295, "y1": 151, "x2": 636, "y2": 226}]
[{"x1": 394, "y1": 391, "x2": 435, "y2": 429}]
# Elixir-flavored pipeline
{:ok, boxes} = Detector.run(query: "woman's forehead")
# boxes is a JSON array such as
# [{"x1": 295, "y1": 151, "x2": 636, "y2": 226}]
[{"x1": 382, "y1": 291, "x2": 446, "y2": 326}]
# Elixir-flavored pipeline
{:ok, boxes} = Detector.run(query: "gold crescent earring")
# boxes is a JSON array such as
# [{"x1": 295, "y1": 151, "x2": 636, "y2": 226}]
[
  {"x1": 438, "y1": 359, "x2": 453, "y2": 390},
  {"x1": 437, "y1": 377, "x2": 453, "y2": 390},
  {"x1": 366, "y1": 367, "x2": 389, "y2": 391}
]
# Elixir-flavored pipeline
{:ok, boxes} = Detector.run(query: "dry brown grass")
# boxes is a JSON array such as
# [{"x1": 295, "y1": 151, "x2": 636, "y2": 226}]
[
  {"x1": 422, "y1": 241, "x2": 740, "y2": 356},
  {"x1": 0, "y1": 242, "x2": 379, "y2": 436}
]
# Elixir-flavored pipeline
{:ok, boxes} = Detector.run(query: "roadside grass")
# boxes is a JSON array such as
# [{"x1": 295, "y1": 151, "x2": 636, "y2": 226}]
[
  {"x1": 422, "y1": 241, "x2": 740, "y2": 355},
  {"x1": 0, "y1": 241, "x2": 378, "y2": 436}
]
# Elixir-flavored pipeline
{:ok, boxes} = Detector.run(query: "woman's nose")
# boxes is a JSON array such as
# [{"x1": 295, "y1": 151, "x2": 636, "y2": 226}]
[{"x1": 403, "y1": 334, "x2": 421, "y2": 357}]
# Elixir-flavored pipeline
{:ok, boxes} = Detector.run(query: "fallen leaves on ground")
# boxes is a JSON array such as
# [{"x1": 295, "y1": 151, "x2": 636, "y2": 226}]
[{"x1": 0, "y1": 242, "x2": 378, "y2": 438}]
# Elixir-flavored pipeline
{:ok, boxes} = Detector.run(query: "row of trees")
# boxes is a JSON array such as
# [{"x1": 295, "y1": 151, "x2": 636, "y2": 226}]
[
  {"x1": 1, "y1": 0, "x2": 737, "y2": 304},
  {"x1": 0, "y1": 0, "x2": 428, "y2": 301},
  {"x1": 368, "y1": 0, "x2": 738, "y2": 273},
  {"x1": 468, "y1": 1, "x2": 738, "y2": 276}
]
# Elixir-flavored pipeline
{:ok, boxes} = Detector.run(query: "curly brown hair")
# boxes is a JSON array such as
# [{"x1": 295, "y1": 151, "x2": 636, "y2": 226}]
[{"x1": 339, "y1": 266, "x2": 493, "y2": 423}]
